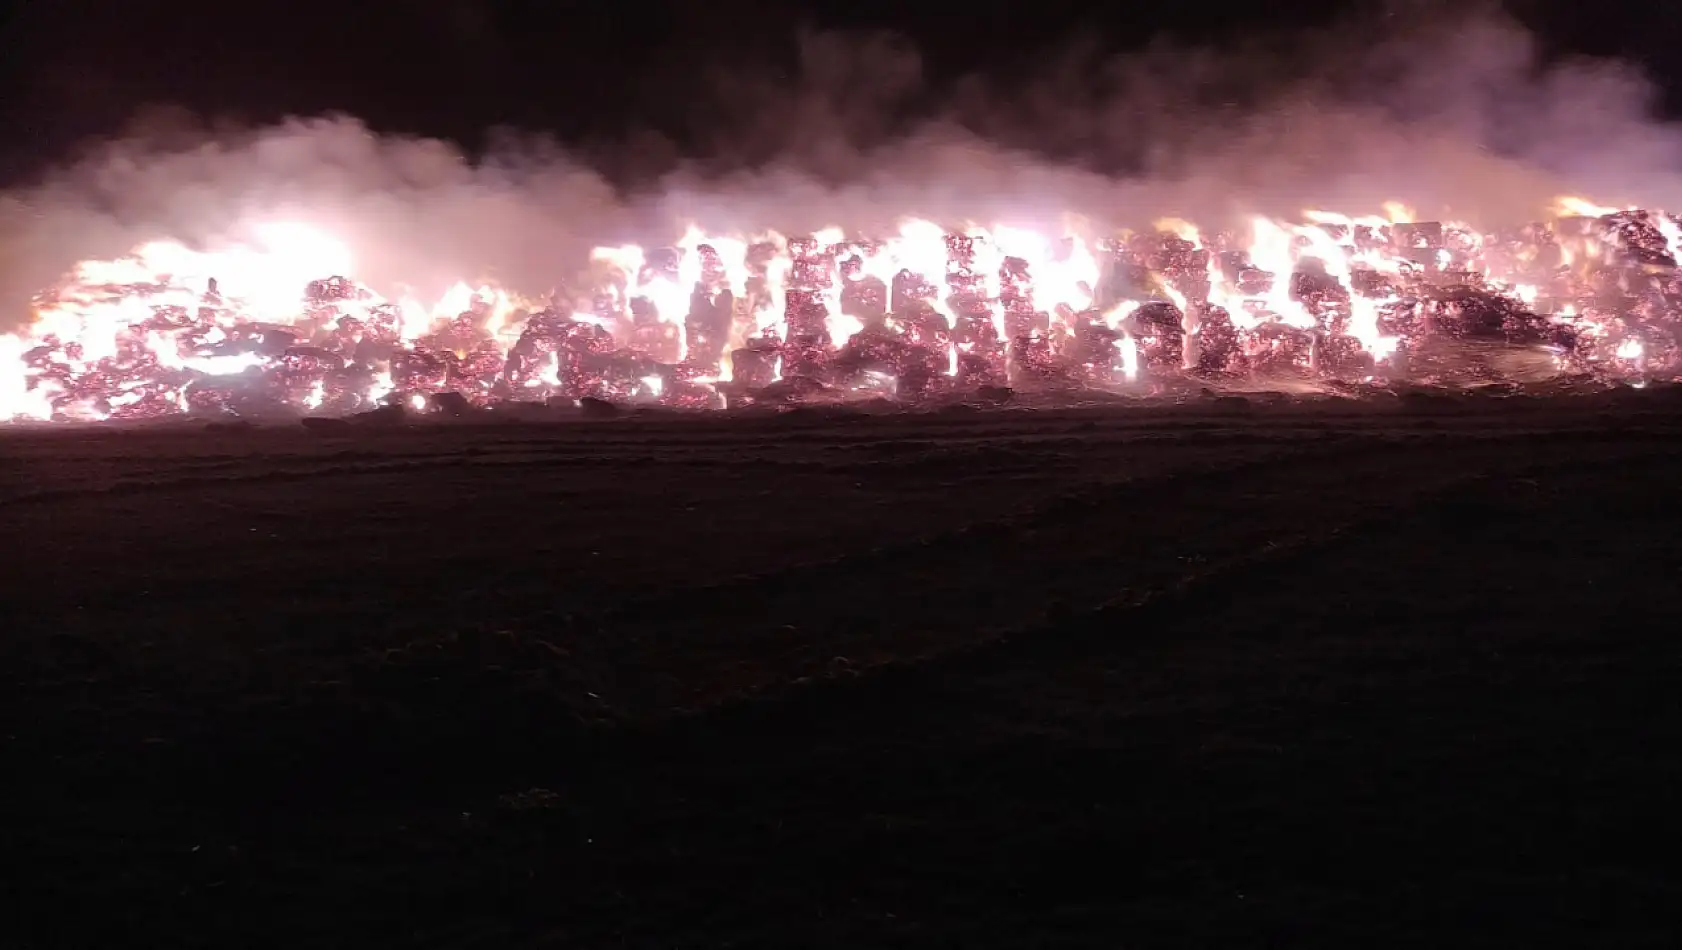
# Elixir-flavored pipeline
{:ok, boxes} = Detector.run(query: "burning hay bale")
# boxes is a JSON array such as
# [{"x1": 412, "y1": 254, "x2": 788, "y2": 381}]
[{"x1": 7, "y1": 201, "x2": 1682, "y2": 424}]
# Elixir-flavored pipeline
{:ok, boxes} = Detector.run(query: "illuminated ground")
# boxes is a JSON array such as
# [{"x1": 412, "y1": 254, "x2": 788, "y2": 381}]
[{"x1": 5, "y1": 393, "x2": 1682, "y2": 948}]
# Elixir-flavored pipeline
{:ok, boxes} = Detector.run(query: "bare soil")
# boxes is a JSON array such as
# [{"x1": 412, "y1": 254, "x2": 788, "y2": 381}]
[{"x1": 5, "y1": 392, "x2": 1682, "y2": 948}]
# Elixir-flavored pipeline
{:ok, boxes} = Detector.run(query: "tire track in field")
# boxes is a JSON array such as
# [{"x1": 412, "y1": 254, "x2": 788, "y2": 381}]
[
  {"x1": 608, "y1": 442, "x2": 1682, "y2": 745},
  {"x1": 0, "y1": 423, "x2": 1348, "y2": 507},
  {"x1": 489, "y1": 429, "x2": 1672, "y2": 717},
  {"x1": 3, "y1": 398, "x2": 1676, "y2": 506}
]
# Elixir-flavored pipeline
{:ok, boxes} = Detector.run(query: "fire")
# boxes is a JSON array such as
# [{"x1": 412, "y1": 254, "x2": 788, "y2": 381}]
[
  {"x1": 1553, "y1": 195, "x2": 1627, "y2": 218},
  {"x1": 3, "y1": 193, "x2": 1679, "y2": 423}
]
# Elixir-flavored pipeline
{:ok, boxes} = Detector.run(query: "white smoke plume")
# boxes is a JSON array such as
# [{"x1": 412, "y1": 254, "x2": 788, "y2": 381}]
[{"x1": 4, "y1": 2, "x2": 1682, "y2": 331}]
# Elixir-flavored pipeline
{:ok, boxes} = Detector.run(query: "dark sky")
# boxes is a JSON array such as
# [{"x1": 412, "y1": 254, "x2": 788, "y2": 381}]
[{"x1": 3, "y1": 0, "x2": 1681, "y2": 184}]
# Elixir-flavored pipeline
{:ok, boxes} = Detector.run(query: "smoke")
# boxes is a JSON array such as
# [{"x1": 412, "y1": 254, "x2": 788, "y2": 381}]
[
  {"x1": 648, "y1": 4, "x2": 1682, "y2": 233},
  {"x1": 5, "y1": 1, "x2": 1682, "y2": 331},
  {"x1": 0, "y1": 118, "x2": 625, "y2": 329}
]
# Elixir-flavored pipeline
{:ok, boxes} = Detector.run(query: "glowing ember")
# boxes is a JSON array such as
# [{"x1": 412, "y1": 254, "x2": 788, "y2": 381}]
[{"x1": 4, "y1": 196, "x2": 1679, "y2": 423}]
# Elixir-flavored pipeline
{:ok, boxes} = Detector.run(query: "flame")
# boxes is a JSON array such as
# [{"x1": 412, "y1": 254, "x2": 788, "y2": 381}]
[
  {"x1": 3, "y1": 195, "x2": 1674, "y2": 422},
  {"x1": 1553, "y1": 195, "x2": 1625, "y2": 218},
  {"x1": 1154, "y1": 217, "x2": 1201, "y2": 243}
]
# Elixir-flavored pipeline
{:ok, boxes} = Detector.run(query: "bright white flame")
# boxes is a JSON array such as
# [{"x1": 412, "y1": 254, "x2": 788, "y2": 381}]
[{"x1": 4, "y1": 196, "x2": 1668, "y2": 422}]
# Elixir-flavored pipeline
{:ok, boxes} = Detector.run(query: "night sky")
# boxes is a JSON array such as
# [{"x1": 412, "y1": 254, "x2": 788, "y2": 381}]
[{"x1": 3, "y1": 0, "x2": 1682, "y2": 185}]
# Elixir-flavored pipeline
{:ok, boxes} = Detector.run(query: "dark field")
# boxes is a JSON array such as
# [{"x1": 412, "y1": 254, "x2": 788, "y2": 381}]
[{"x1": 5, "y1": 394, "x2": 1682, "y2": 948}]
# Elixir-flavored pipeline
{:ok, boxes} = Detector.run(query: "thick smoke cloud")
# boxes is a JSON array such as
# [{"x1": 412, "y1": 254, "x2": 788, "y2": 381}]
[{"x1": 4, "y1": 3, "x2": 1682, "y2": 331}]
